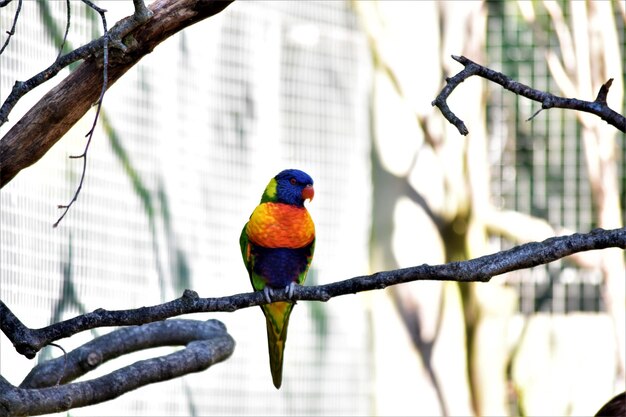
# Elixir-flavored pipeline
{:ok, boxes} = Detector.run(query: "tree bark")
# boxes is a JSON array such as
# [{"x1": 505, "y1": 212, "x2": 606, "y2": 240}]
[
  {"x1": 0, "y1": 319, "x2": 235, "y2": 417},
  {"x1": 0, "y1": 0, "x2": 234, "y2": 188}
]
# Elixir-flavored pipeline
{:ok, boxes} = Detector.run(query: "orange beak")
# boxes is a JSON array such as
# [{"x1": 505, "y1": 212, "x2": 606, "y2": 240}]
[{"x1": 302, "y1": 184, "x2": 314, "y2": 202}]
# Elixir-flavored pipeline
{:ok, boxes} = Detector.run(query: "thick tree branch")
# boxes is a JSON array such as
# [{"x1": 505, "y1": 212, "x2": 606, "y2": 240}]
[
  {"x1": 432, "y1": 55, "x2": 626, "y2": 135},
  {"x1": 19, "y1": 319, "x2": 229, "y2": 388},
  {"x1": 0, "y1": 319, "x2": 234, "y2": 416},
  {"x1": 1, "y1": 227, "x2": 623, "y2": 359},
  {"x1": 0, "y1": 0, "x2": 234, "y2": 188}
]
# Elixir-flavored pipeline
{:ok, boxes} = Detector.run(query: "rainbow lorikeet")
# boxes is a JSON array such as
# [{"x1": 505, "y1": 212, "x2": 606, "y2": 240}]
[{"x1": 239, "y1": 169, "x2": 315, "y2": 389}]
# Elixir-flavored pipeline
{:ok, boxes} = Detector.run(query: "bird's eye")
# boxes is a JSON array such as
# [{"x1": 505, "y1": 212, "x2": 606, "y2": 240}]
[{"x1": 290, "y1": 178, "x2": 297, "y2": 185}]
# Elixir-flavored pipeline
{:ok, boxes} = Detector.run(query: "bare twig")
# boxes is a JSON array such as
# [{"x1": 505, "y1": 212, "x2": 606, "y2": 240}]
[
  {"x1": 1, "y1": 227, "x2": 623, "y2": 359},
  {"x1": 594, "y1": 78, "x2": 613, "y2": 104},
  {"x1": 55, "y1": 0, "x2": 71, "y2": 60},
  {"x1": 47, "y1": 343, "x2": 67, "y2": 387},
  {"x1": 53, "y1": 1, "x2": 109, "y2": 227},
  {"x1": 484, "y1": 208, "x2": 603, "y2": 269},
  {"x1": 0, "y1": 0, "x2": 22, "y2": 56},
  {"x1": 432, "y1": 55, "x2": 626, "y2": 135}
]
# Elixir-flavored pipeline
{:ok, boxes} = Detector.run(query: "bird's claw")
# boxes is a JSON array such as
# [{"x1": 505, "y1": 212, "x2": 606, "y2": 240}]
[{"x1": 263, "y1": 283, "x2": 297, "y2": 304}]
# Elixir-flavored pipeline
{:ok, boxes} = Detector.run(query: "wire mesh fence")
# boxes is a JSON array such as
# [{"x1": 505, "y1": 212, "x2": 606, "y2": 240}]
[
  {"x1": 1, "y1": 1, "x2": 373, "y2": 415},
  {"x1": 486, "y1": 0, "x2": 625, "y2": 315},
  {"x1": 1, "y1": 0, "x2": 624, "y2": 415}
]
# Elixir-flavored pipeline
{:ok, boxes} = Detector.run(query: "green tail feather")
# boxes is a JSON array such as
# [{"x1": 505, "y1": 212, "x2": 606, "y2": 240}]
[{"x1": 261, "y1": 301, "x2": 294, "y2": 389}]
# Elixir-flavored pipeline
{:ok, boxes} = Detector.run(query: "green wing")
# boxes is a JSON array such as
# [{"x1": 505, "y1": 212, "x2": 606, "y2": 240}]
[
  {"x1": 298, "y1": 237, "x2": 315, "y2": 285},
  {"x1": 239, "y1": 223, "x2": 264, "y2": 291},
  {"x1": 239, "y1": 223, "x2": 251, "y2": 271}
]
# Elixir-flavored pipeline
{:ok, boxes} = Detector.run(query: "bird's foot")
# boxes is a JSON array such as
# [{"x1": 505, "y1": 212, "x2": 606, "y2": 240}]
[
  {"x1": 286, "y1": 282, "x2": 297, "y2": 299},
  {"x1": 262, "y1": 286, "x2": 274, "y2": 304}
]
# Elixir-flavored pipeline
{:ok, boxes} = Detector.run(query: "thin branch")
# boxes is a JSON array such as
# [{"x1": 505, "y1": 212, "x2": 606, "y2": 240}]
[
  {"x1": 484, "y1": 208, "x2": 603, "y2": 269},
  {"x1": 53, "y1": 0, "x2": 109, "y2": 227},
  {"x1": 47, "y1": 0, "x2": 162, "y2": 227},
  {"x1": 0, "y1": 319, "x2": 234, "y2": 416},
  {"x1": 594, "y1": 77, "x2": 612, "y2": 104},
  {"x1": 1, "y1": 227, "x2": 623, "y2": 359},
  {"x1": 55, "y1": 0, "x2": 71, "y2": 60},
  {"x1": 432, "y1": 55, "x2": 626, "y2": 135},
  {"x1": 0, "y1": 0, "x2": 22, "y2": 56},
  {"x1": 46, "y1": 343, "x2": 67, "y2": 387}
]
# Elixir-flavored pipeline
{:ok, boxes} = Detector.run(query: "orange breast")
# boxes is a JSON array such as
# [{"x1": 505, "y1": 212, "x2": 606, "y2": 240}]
[{"x1": 246, "y1": 203, "x2": 315, "y2": 248}]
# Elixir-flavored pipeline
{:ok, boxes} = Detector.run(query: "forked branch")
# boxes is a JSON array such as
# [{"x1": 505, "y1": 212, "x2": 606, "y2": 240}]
[
  {"x1": 432, "y1": 55, "x2": 626, "y2": 135},
  {"x1": 0, "y1": 319, "x2": 234, "y2": 416}
]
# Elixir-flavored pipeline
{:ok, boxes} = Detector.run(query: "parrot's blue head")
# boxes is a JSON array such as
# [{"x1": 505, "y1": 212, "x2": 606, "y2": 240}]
[{"x1": 262, "y1": 169, "x2": 314, "y2": 207}]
